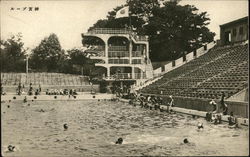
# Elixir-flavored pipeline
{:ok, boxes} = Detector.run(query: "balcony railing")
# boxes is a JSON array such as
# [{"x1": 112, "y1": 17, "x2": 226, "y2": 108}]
[
  {"x1": 106, "y1": 73, "x2": 146, "y2": 79},
  {"x1": 108, "y1": 51, "x2": 129, "y2": 57},
  {"x1": 134, "y1": 73, "x2": 146, "y2": 79},
  {"x1": 108, "y1": 59, "x2": 129, "y2": 64},
  {"x1": 109, "y1": 46, "x2": 128, "y2": 51},
  {"x1": 115, "y1": 73, "x2": 132, "y2": 79},
  {"x1": 132, "y1": 51, "x2": 143, "y2": 57},
  {"x1": 132, "y1": 59, "x2": 142, "y2": 64},
  {"x1": 88, "y1": 28, "x2": 132, "y2": 34}
]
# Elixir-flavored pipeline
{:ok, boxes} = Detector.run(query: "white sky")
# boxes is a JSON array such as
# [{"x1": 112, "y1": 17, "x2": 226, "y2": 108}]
[{"x1": 1, "y1": 0, "x2": 248, "y2": 50}]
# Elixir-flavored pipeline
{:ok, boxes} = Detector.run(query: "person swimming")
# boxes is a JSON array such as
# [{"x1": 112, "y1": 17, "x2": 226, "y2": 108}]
[
  {"x1": 197, "y1": 122, "x2": 204, "y2": 129},
  {"x1": 63, "y1": 123, "x2": 68, "y2": 130},
  {"x1": 8, "y1": 145, "x2": 15, "y2": 152},
  {"x1": 183, "y1": 138, "x2": 189, "y2": 144},
  {"x1": 115, "y1": 137, "x2": 123, "y2": 144}
]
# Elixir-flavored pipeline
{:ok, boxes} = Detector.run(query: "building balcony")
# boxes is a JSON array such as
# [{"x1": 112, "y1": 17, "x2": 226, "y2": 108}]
[{"x1": 104, "y1": 73, "x2": 146, "y2": 80}]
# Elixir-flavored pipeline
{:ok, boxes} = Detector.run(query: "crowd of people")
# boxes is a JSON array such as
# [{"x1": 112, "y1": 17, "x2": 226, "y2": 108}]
[
  {"x1": 206, "y1": 92, "x2": 237, "y2": 127},
  {"x1": 113, "y1": 84, "x2": 239, "y2": 128},
  {"x1": 16, "y1": 83, "x2": 41, "y2": 96},
  {"x1": 45, "y1": 88, "x2": 78, "y2": 96},
  {"x1": 14, "y1": 82, "x2": 78, "y2": 96}
]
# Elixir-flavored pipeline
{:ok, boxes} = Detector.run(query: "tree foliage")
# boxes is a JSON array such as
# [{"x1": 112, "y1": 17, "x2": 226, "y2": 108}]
[
  {"x1": 86, "y1": 0, "x2": 215, "y2": 61},
  {"x1": 30, "y1": 33, "x2": 63, "y2": 72},
  {"x1": 0, "y1": 33, "x2": 26, "y2": 72}
]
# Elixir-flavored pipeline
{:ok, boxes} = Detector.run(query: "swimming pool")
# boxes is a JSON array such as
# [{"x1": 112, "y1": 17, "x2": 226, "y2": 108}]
[{"x1": 2, "y1": 100, "x2": 249, "y2": 156}]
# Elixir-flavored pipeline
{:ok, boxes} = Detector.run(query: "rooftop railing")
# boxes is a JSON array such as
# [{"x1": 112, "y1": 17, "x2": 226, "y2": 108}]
[
  {"x1": 87, "y1": 28, "x2": 148, "y2": 41},
  {"x1": 88, "y1": 28, "x2": 132, "y2": 34}
]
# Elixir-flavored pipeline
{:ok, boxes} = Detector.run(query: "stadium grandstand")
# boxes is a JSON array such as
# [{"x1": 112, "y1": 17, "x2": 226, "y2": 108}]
[{"x1": 138, "y1": 16, "x2": 248, "y2": 118}]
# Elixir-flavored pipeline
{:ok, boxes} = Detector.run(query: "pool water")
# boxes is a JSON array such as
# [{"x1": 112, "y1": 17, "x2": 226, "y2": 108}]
[{"x1": 2, "y1": 100, "x2": 249, "y2": 156}]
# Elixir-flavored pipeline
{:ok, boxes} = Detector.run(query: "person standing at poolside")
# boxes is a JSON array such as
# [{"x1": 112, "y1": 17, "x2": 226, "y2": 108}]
[
  {"x1": 209, "y1": 98, "x2": 218, "y2": 113},
  {"x1": 169, "y1": 95, "x2": 174, "y2": 107},
  {"x1": 220, "y1": 92, "x2": 228, "y2": 115}
]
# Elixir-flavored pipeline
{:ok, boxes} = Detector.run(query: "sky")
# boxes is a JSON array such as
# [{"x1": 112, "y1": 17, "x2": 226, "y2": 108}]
[{"x1": 1, "y1": 0, "x2": 248, "y2": 50}]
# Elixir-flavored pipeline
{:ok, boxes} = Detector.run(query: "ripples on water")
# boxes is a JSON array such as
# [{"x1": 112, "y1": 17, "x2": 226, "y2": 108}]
[{"x1": 2, "y1": 100, "x2": 249, "y2": 156}]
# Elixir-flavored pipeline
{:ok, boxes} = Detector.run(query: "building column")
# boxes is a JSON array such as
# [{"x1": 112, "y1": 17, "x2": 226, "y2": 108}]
[
  {"x1": 145, "y1": 43, "x2": 149, "y2": 64},
  {"x1": 129, "y1": 40, "x2": 132, "y2": 64},
  {"x1": 105, "y1": 41, "x2": 109, "y2": 64},
  {"x1": 107, "y1": 67, "x2": 110, "y2": 78},
  {"x1": 131, "y1": 66, "x2": 135, "y2": 79}
]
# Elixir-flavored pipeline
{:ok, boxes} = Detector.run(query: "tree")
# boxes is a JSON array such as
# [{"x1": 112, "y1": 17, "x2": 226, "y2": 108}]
[
  {"x1": 66, "y1": 48, "x2": 91, "y2": 75},
  {"x1": 145, "y1": 1, "x2": 215, "y2": 61},
  {"x1": 30, "y1": 33, "x2": 63, "y2": 72},
  {"x1": 0, "y1": 33, "x2": 26, "y2": 72}
]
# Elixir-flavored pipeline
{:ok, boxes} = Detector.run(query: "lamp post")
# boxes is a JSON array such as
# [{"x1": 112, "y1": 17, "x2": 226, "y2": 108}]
[
  {"x1": 26, "y1": 55, "x2": 29, "y2": 75},
  {"x1": 23, "y1": 48, "x2": 30, "y2": 83}
]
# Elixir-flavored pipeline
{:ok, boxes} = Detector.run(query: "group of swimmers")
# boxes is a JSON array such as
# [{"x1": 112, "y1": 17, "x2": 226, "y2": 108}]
[
  {"x1": 127, "y1": 93, "x2": 175, "y2": 113},
  {"x1": 206, "y1": 92, "x2": 238, "y2": 127}
]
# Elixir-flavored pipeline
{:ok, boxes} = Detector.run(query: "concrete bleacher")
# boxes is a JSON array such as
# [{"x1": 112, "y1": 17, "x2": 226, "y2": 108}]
[
  {"x1": 1, "y1": 73, "x2": 89, "y2": 86},
  {"x1": 1, "y1": 73, "x2": 96, "y2": 93},
  {"x1": 141, "y1": 43, "x2": 248, "y2": 100}
]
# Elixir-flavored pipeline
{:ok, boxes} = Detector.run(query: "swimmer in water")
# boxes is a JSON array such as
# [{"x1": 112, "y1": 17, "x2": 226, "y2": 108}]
[
  {"x1": 197, "y1": 122, "x2": 204, "y2": 130},
  {"x1": 63, "y1": 124, "x2": 68, "y2": 130},
  {"x1": 183, "y1": 138, "x2": 189, "y2": 144},
  {"x1": 23, "y1": 96, "x2": 27, "y2": 103},
  {"x1": 8, "y1": 145, "x2": 15, "y2": 152},
  {"x1": 115, "y1": 137, "x2": 123, "y2": 144}
]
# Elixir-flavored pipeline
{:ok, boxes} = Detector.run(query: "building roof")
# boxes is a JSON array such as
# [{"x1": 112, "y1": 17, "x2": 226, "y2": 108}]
[{"x1": 220, "y1": 16, "x2": 248, "y2": 28}]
